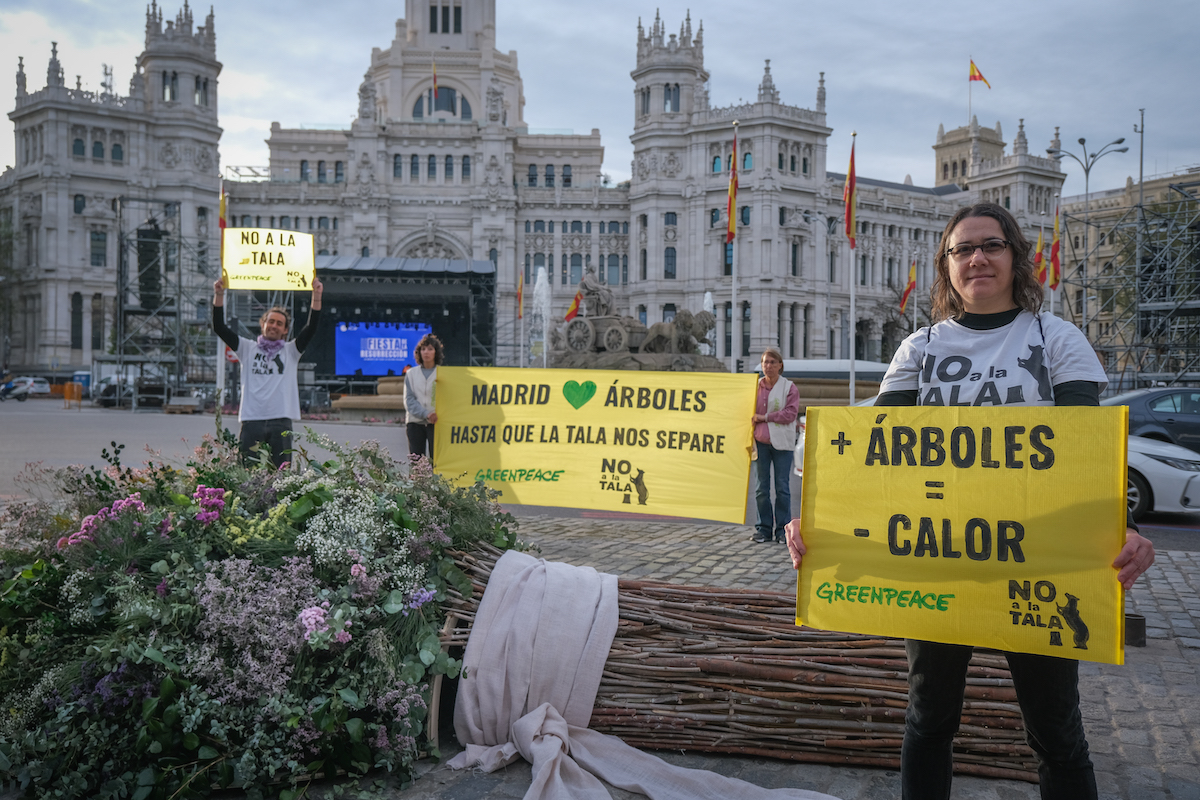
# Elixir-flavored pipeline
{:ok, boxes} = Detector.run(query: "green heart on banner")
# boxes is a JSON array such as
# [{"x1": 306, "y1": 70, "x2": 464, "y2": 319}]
[{"x1": 562, "y1": 380, "x2": 597, "y2": 410}]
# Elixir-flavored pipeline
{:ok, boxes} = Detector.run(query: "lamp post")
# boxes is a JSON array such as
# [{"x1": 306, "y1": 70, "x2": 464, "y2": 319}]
[{"x1": 1047, "y1": 137, "x2": 1128, "y2": 337}]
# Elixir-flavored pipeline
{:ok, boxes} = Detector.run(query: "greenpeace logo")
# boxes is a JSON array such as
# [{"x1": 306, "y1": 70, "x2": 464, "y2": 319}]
[{"x1": 361, "y1": 338, "x2": 409, "y2": 360}]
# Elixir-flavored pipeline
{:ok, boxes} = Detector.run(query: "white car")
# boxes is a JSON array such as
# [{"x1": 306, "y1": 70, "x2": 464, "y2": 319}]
[{"x1": 1126, "y1": 435, "x2": 1200, "y2": 520}]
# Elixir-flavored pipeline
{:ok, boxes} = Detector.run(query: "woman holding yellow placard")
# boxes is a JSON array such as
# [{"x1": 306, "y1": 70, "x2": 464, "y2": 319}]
[{"x1": 785, "y1": 202, "x2": 1155, "y2": 799}]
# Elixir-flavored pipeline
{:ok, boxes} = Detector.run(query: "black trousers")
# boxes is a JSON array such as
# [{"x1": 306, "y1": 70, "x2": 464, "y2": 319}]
[
  {"x1": 239, "y1": 417, "x2": 294, "y2": 469},
  {"x1": 407, "y1": 422, "x2": 434, "y2": 462}
]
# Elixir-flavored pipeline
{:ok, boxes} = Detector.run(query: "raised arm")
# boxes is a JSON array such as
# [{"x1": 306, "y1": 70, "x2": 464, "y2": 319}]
[{"x1": 211, "y1": 277, "x2": 239, "y2": 351}]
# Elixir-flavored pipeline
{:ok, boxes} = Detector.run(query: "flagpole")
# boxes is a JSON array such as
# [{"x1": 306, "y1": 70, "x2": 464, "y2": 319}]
[
  {"x1": 968, "y1": 56, "x2": 972, "y2": 125},
  {"x1": 729, "y1": 120, "x2": 739, "y2": 372},
  {"x1": 847, "y1": 133, "x2": 857, "y2": 403}
]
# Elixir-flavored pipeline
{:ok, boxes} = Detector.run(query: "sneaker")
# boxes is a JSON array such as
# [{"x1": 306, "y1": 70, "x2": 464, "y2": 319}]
[
  {"x1": 752, "y1": 533, "x2": 771, "y2": 543},
  {"x1": 775, "y1": 534, "x2": 786, "y2": 543}
]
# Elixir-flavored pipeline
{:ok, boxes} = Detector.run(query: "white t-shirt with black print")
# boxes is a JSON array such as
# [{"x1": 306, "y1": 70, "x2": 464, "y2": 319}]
[{"x1": 880, "y1": 311, "x2": 1107, "y2": 407}]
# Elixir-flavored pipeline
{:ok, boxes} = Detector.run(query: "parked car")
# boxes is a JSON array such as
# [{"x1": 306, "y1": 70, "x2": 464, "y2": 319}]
[
  {"x1": 24, "y1": 376, "x2": 51, "y2": 394},
  {"x1": 2, "y1": 376, "x2": 50, "y2": 397},
  {"x1": 1125, "y1": 435, "x2": 1200, "y2": 521},
  {"x1": 1102, "y1": 387, "x2": 1200, "y2": 455}
]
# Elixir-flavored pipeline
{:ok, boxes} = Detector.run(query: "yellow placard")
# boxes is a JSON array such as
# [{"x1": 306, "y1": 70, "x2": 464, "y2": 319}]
[
  {"x1": 221, "y1": 228, "x2": 315, "y2": 291},
  {"x1": 434, "y1": 366, "x2": 758, "y2": 522},
  {"x1": 797, "y1": 406, "x2": 1129, "y2": 664}
]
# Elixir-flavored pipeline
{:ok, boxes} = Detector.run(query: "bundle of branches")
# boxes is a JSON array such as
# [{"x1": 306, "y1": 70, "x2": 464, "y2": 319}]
[{"x1": 442, "y1": 544, "x2": 1038, "y2": 783}]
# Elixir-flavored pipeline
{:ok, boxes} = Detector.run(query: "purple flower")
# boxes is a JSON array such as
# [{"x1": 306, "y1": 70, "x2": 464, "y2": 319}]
[
  {"x1": 192, "y1": 485, "x2": 227, "y2": 525},
  {"x1": 155, "y1": 579, "x2": 168, "y2": 597}
]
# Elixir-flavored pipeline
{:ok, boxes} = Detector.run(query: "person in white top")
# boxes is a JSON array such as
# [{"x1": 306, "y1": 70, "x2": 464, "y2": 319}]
[
  {"x1": 784, "y1": 202, "x2": 1155, "y2": 799},
  {"x1": 405, "y1": 333, "x2": 443, "y2": 462},
  {"x1": 751, "y1": 347, "x2": 800, "y2": 543},
  {"x1": 212, "y1": 276, "x2": 322, "y2": 468}
]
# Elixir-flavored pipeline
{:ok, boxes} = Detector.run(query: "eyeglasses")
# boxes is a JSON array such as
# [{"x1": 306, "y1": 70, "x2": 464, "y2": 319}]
[{"x1": 946, "y1": 239, "x2": 1009, "y2": 261}]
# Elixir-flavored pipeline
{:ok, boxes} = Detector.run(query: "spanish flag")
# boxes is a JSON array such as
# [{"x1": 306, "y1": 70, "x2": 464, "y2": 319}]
[
  {"x1": 969, "y1": 59, "x2": 990, "y2": 89},
  {"x1": 218, "y1": 180, "x2": 227, "y2": 231},
  {"x1": 517, "y1": 273, "x2": 524, "y2": 319},
  {"x1": 1049, "y1": 203, "x2": 1061, "y2": 290},
  {"x1": 564, "y1": 289, "x2": 583, "y2": 321},
  {"x1": 843, "y1": 136, "x2": 857, "y2": 249},
  {"x1": 432, "y1": 60, "x2": 438, "y2": 100},
  {"x1": 1033, "y1": 227, "x2": 1046, "y2": 285},
  {"x1": 900, "y1": 259, "x2": 917, "y2": 314},
  {"x1": 726, "y1": 127, "x2": 738, "y2": 244}
]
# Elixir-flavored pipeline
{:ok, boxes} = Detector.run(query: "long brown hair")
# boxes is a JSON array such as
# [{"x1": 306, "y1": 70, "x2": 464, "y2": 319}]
[
  {"x1": 930, "y1": 202, "x2": 1043, "y2": 322},
  {"x1": 415, "y1": 333, "x2": 445, "y2": 366}
]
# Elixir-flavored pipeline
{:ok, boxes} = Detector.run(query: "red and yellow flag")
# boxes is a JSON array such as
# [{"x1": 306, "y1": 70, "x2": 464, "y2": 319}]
[
  {"x1": 517, "y1": 273, "x2": 524, "y2": 319},
  {"x1": 726, "y1": 127, "x2": 738, "y2": 244},
  {"x1": 1049, "y1": 203, "x2": 1061, "y2": 290},
  {"x1": 1033, "y1": 226, "x2": 1046, "y2": 285},
  {"x1": 900, "y1": 260, "x2": 917, "y2": 314},
  {"x1": 432, "y1": 60, "x2": 439, "y2": 100},
  {"x1": 843, "y1": 137, "x2": 857, "y2": 249},
  {"x1": 564, "y1": 289, "x2": 583, "y2": 321},
  {"x1": 969, "y1": 59, "x2": 991, "y2": 89},
  {"x1": 218, "y1": 180, "x2": 227, "y2": 231}
]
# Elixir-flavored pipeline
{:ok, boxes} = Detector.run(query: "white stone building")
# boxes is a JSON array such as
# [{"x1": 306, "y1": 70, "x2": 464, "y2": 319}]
[
  {"x1": 0, "y1": 1, "x2": 221, "y2": 377},
  {"x1": 1, "y1": 0, "x2": 1067, "y2": 378}
]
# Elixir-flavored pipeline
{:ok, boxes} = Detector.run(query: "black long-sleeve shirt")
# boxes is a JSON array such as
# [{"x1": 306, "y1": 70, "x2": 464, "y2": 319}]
[{"x1": 212, "y1": 305, "x2": 321, "y2": 353}]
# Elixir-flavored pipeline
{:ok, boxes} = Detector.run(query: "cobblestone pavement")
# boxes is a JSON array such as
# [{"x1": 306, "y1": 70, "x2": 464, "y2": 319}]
[{"x1": 397, "y1": 513, "x2": 1200, "y2": 800}]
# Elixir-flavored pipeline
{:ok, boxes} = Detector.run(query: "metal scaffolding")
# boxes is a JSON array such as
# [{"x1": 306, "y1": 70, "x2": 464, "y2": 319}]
[
  {"x1": 1059, "y1": 178, "x2": 1200, "y2": 391},
  {"x1": 108, "y1": 197, "x2": 220, "y2": 404}
]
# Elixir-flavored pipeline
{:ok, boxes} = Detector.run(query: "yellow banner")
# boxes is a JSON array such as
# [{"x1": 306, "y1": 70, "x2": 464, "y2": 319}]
[
  {"x1": 221, "y1": 228, "x2": 315, "y2": 291},
  {"x1": 435, "y1": 367, "x2": 758, "y2": 522},
  {"x1": 797, "y1": 406, "x2": 1128, "y2": 664}
]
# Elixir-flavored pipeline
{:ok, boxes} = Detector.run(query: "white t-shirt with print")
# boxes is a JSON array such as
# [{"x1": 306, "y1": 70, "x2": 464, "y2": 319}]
[
  {"x1": 880, "y1": 311, "x2": 1107, "y2": 407},
  {"x1": 235, "y1": 337, "x2": 302, "y2": 422}
]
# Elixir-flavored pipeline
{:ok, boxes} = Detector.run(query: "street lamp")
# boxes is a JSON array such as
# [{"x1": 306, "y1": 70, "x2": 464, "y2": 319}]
[{"x1": 1047, "y1": 137, "x2": 1129, "y2": 337}]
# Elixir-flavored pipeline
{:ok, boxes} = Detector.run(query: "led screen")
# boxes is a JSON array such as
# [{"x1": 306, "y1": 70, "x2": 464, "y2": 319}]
[{"x1": 334, "y1": 321, "x2": 432, "y2": 376}]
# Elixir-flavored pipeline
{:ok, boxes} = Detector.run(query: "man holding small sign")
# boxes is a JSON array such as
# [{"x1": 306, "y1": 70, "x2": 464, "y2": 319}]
[
  {"x1": 212, "y1": 274, "x2": 322, "y2": 468},
  {"x1": 785, "y1": 203, "x2": 1155, "y2": 799}
]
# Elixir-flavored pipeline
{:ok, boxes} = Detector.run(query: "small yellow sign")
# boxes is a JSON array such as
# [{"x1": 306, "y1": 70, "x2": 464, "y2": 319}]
[
  {"x1": 221, "y1": 228, "x2": 315, "y2": 291},
  {"x1": 434, "y1": 366, "x2": 758, "y2": 522},
  {"x1": 797, "y1": 406, "x2": 1128, "y2": 664}
]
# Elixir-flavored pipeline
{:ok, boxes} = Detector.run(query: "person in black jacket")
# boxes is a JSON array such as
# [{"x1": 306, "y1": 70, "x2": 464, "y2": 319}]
[{"x1": 212, "y1": 276, "x2": 322, "y2": 468}]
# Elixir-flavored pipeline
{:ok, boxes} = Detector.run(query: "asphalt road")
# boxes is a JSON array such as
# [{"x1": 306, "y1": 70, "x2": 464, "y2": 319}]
[{"x1": 2, "y1": 399, "x2": 1198, "y2": 552}]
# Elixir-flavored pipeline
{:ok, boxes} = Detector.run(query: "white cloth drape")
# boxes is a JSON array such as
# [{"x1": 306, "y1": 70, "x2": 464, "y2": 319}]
[{"x1": 448, "y1": 550, "x2": 841, "y2": 800}]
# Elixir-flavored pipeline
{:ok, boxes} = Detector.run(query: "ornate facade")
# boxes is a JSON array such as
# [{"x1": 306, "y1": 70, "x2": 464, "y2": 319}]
[
  {"x1": 0, "y1": 1, "x2": 221, "y2": 374},
  {"x1": 1, "y1": 0, "x2": 1067, "y2": 375}
]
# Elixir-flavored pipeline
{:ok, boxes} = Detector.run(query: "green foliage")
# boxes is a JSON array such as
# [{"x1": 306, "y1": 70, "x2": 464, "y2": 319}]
[{"x1": 0, "y1": 423, "x2": 515, "y2": 798}]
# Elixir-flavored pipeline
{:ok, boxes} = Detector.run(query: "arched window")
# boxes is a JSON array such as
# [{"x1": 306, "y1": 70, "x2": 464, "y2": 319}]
[
  {"x1": 943, "y1": 162, "x2": 949, "y2": 180},
  {"x1": 664, "y1": 247, "x2": 677, "y2": 279},
  {"x1": 663, "y1": 83, "x2": 680, "y2": 112},
  {"x1": 570, "y1": 253, "x2": 583, "y2": 285},
  {"x1": 434, "y1": 87, "x2": 457, "y2": 114},
  {"x1": 640, "y1": 249, "x2": 647, "y2": 280},
  {"x1": 607, "y1": 254, "x2": 620, "y2": 286},
  {"x1": 622, "y1": 222, "x2": 629, "y2": 234},
  {"x1": 461, "y1": 98, "x2": 472, "y2": 121},
  {"x1": 393, "y1": 155, "x2": 402, "y2": 178},
  {"x1": 318, "y1": 249, "x2": 330, "y2": 255},
  {"x1": 462, "y1": 155, "x2": 471, "y2": 178},
  {"x1": 411, "y1": 154, "x2": 419, "y2": 178},
  {"x1": 664, "y1": 212, "x2": 677, "y2": 226},
  {"x1": 724, "y1": 242, "x2": 733, "y2": 276},
  {"x1": 318, "y1": 160, "x2": 327, "y2": 183},
  {"x1": 802, "y1": 157, "x2": 809, "y2": 174},
  {"x1": 489, "y1": 248, "x2": 497, "y2": 266},
  {"x1": 445, "y1": 155, "x2": 454, "y2": 179},
  {"x1": 570, "y1": 220, "x2": 583, "y2": 233},
  {"x1": 73, "y1": 138, "x2": 85, "y2": 157},
  {"x1": 528, "y1": 164, "x2": 538, "y2": 187},
  {"x1": 727, "y1": 154, "x2": 733, "y2": 172},
  {"x1": 280, "y1": 216, "x2": 291, "y2": 229},
  {"x1": 112, "y1": 143, "x2": 123, "y2": 162},
  {"x1": 534, "y1": 252, "x2": 546, "y2": 281},
  {"x1": 361, "y1": 246, "x2": 370, "y2": 257},
  {"x1": 713, "y1": 156, "x2": 722, "y2": 173},
  {"x1": 791, "y1": 155, "x2": 797, "y2": 172},
  {"x1": 779, "y1": 207, "x2": 786, "y2": 225},
  {"x1": 428, "y1": 155, "x2": 437, "y2": 179},
  {"x1": 524, "y1": 253, "x2": 531, "y2": 283},
  {"x1": 779, "y1": 153, "x2": 785, "y2": 170},
  {"x1": 961, "y1": 160, "x2": 967, "y2": 177},
  {"x1": 241, "y1": 215, "x2": 252, "y2": 226},
  {"x1": 586, "y1": 221, "x2": 591, "y2": 233},
  {"x1": 622, "y1": 254, "x2": 628, "y2": 284},
  {"x1": 562, "y1": 165, "x2": 572, "y2": 187},
  {"x1": 525, "y1": 221, "x2": 531, "y2": 233},
  {"x1": 74, "y1": 194, "x2": 86, "y2": 214},
  {"x1": 952, "y1": 161, "x2": 958, "y2": 178},
  {"x1": 93, "y1": 141, "x2": 104, "y2": 159},
  {"x1": 711, "y1": 208, "x2": 720, "y2": 228},
  {"x1": 335, "y1": 161, "x2": 344, "y2": 182},
  {"x1": 413, "y1": 96, "x2": 424, "y2": 119},
  {"x1": 533, "y1": 220, "x2": 546, "y2": 233},
  {"x1": 301, "y1": 159, "x2": 310, "y2": 181},
  {"x1": 318, "y1": 217, "x2": 329, "y2": 229},
  {"x1": 545, "y1": 164, "x2": 555, "y2": 187},
  {"x1": 740, "y1": 206, "x2": 750, "y2": 225},
  {"x1": 90, "y1": 231, "x2": 107, "y2": 266},
  {"x1": 743, "y1": 152, "x2": 752, "y2": 170}
]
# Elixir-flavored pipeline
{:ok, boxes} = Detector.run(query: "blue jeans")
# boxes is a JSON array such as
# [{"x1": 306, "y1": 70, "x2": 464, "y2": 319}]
[
  {"x1": 902, "y1": 639, "x2": 1096, "y2": 799},
  {"x1": 754, "y1": 441, "x2": 793, "y2": 539}
]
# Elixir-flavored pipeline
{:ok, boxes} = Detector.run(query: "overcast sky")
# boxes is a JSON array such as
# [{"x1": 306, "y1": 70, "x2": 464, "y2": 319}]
[{"x1": 3, "y1": 0, "x2": 1197, "y2": 199}]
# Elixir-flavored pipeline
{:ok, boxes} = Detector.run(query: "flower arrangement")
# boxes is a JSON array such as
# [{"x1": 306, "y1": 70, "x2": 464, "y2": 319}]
[{"x1": 0, "y1": 424, "x2": 518, "y2": 799}]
